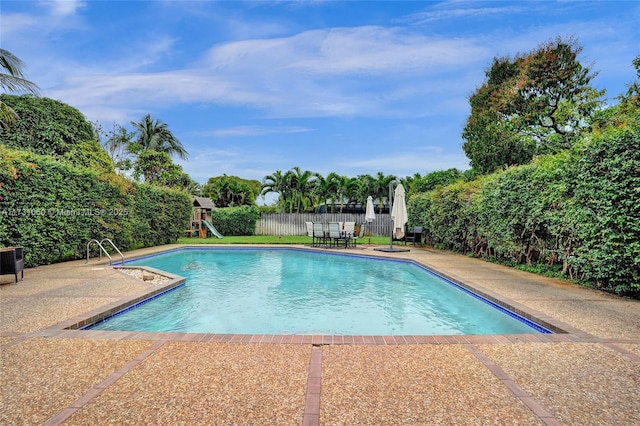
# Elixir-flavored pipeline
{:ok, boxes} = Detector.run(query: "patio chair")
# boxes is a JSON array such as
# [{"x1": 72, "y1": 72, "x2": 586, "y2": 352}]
[
  {"x1": 328, "y1": 222, "x2": 348, "y2": 248},
  {"x1": 305, "y1": 221, "x2": 314, "y2": 244},
  {"x1": 343, "y1": 222, "x2": 356, "y2": 245},
  {"x1": 348, "y1": 223, "x2": 366, "y2": 248},
  {"x1": 312, "y1": 222, "x2": 327, "y2": 247},
  {"x1": 404, "y1": 226, "x2": 423, "y2": 246},
  {"x1": 0, "y1": 246, "x2": 24, "y2": 283}
]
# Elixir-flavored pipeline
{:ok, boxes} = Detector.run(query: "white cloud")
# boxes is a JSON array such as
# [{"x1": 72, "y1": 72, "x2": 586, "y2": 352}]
[
  {"x1": 0, "y1": 13, "x2": 38, "y2": 38},
  {"x1": 205, "y1": 26, "x2": 487, "y2": 75},
  {"x1": 44, "y1": 0, "x2": 85, "y2": 16},
  {"x1": 342, "y1": 148, "x2": 470, "y2": 176},
  {"x1": 202, "y1": 126, "x2": 312, "y2": 137},
  {"x1": 43, "y1": 24, "x2": 489, "y2": 121},
  {"x1": 404, "y1": 4, "x2": 529, "y2": 25}
]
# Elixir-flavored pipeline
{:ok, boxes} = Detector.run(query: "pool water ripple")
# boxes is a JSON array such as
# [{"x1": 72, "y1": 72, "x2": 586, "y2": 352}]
[{"x1": 90, "y1": 248, "x2": 549, "y2": 335}]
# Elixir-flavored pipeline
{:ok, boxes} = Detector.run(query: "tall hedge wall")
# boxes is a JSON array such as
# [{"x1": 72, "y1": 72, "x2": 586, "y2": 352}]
[
  {"x1": 0, "y1": 146, "x2": 191, "y2": 267},
  {"x1": 408, "y1": 126, "x2": 640, "y2": 298}
]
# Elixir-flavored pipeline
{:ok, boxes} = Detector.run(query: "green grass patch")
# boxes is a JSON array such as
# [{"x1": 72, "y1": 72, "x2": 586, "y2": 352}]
[{"x1": 177, "y1": 235, "x2": 395, "y2": 245}]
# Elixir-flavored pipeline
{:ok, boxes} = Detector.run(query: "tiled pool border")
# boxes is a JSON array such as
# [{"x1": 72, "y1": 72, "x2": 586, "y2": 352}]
[
  {"x1": 53, "y1": 266, "x2": 187, "y2": 332},
  {"x1": 65, "y1": 246, "x2": 566, "y2": 338}
]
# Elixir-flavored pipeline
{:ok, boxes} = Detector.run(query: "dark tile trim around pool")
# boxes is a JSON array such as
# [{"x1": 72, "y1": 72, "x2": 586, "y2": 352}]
[
  {"x1": 64, "y1": 245, "x2": 570, "y2": 340},
  {"x1": 55, "y1": 266, "x2": 186, "y2": 332}
]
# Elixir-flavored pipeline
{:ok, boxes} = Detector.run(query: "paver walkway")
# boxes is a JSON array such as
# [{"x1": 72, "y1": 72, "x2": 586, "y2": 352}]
[{"x1": 1, "y1": 244, "x2": 638, "y2": 425}]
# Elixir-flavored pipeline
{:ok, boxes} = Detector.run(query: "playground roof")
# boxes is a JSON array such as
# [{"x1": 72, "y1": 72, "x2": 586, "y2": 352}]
[{"x1": 193, "y1": 197, "x2": 215, "y2": 210}]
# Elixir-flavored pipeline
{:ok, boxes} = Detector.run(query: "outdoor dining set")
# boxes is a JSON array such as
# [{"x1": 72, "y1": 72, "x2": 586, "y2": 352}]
[
  {"x1": 305, "y1": 221, "x2": 424, "y2": 250},
  {"x1": 305, "y1": 221, "x2": 364, "y2": 248}
]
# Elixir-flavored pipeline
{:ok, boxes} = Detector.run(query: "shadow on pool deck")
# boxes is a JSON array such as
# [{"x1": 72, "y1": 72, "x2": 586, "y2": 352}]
[{"x1": 1, "y1": 244, "x2": 639, "y2": 425}]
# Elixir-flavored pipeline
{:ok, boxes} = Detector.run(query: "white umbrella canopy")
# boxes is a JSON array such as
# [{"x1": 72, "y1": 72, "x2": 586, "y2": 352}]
[
  {"x1": 391, "y1": 183, "x2": 407, "y2": 240},
  {"x1": 365, "y1": 196, "x2": 376, "y2": 223},
  {"x1": 365, "y1": 195, "x2": 376, "y2": 244}
]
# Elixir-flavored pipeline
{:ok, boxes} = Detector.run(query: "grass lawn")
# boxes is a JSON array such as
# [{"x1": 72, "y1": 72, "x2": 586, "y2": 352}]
[{"x1": 177, "y1": 235, "x2": 394, "y2": 245}]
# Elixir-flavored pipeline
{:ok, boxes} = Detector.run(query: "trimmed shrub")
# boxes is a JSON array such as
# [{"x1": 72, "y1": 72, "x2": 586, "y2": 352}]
[
  {"x1": 210, "y1": 205, "x2": 260, "y2": 236},
  {"x1": 0, "y1": 146, "x2": 191, "y2": 266},
  {"x1": 0, "y1": 94, "x2": 113, "y2": 173},
  {"x1": 408, "y1": 126, "x2": 639, "y2": 298},
  {"x1": 569, "y1": 127, "x2": 640, "y2": 296}
]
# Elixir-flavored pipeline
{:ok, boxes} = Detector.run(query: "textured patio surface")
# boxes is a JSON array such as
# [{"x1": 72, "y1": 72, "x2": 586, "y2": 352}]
[{"x1": 1, "y1": 244, "x2": 638, "y2": 425}]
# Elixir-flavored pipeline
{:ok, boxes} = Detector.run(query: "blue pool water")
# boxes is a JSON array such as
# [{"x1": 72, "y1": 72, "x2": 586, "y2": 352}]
[{"x1": 90, "y1": 248, "x2": 550, "y2": 335}]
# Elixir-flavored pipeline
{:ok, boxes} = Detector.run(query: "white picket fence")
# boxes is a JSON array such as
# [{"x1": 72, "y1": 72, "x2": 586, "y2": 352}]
[{"x1": 255, "y1": 213, "x2": 392, "y2": 236}]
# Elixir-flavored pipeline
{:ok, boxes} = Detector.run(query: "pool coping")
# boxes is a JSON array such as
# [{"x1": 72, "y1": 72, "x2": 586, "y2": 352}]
[
  {"x1": 36, "y1": 244, "x2": 601, "y2": 344},
  {"x1": 4, "y1": 244, "x2": 638, "y2": 426}
]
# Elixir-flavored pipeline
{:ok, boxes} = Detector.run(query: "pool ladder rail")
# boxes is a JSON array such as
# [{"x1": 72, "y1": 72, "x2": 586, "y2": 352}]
[{"x1": 86, "y1": 238, "x2": 125, "y2": 265}]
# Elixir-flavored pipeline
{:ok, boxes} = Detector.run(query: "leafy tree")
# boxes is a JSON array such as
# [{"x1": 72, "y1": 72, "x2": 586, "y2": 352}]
[
  {"x1": 186, "y1": 180, "x2": 204, "y2": 197},
  {"x1": 132, "y1": 150, "x2": 192, "y2": 190},
  {"x1": 311, "y1": 172, "x2": 338, "y2": 213},
  {"x1": 0, "y1": 49, "x2": 40, "y2": 128},
  {"x1": 130, "y1": 114, "x2": 188, "y2": 160},
  {"x1": 203, "y1": 175, "x2": 260, "y2": 207},
  {"x1": 412, "y1": 168, "x2": 464, "y2": 193},
  {"x1": 284, "y1": 167, "x2": 317, "y2": 213},
  {"x1": 93, "y1": 122, "x2": 135, "y2": 174},
  {"x1": 353, "y1": 174, "x2": 377, "y2": 207},
  {"x1": 261, "y1": 169, "x2": 399, "y2": 213},
  {"x1": 612, "y1": 55, "x2": 639, "y2": 126},
  {"x1": 372, "y1": 172, "x2": 397, "y2": 213},
  {"x1": 0, "y1": 94, "x2": 113, "y2": 172},
  {"x1": 261, "y1": 170, "x2": 288, "y2": 211},
  {"x1": 335, "y1": 175, "x2": 359, "y2": 212},
  {"x1": 462, "y1": 36, "x2": 604, "y2": 174}
]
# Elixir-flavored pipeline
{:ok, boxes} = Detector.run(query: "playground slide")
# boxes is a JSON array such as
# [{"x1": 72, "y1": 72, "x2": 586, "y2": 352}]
[{"x1": 202, "y1": 220, "x2": 224, "y2": 238}]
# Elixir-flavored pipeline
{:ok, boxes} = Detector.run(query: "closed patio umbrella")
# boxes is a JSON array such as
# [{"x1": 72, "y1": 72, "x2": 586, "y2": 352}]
[
  {"x1": 391, "y1": 183, "x2": 407, "y2": 240},
  {"x1": 374, "y1": 182, "x2": 410, "y2": 253},
  {"x1": 365, "y1": 195, "x2": 376, "y2": 244}
]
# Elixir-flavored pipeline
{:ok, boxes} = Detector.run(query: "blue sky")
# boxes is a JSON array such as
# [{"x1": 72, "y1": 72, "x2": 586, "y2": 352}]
[{"x1": 2, "y1": 1, "x2": 638, "y2": 204}]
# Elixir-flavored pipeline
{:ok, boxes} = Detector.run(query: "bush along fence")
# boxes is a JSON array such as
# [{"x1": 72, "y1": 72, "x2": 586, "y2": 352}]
[
  {"x1": 255, "y1": 213, "x2": 392, "y2": 237},
  {"x1": 0, "y1": 146, "x2": 192, "y2": 267},
  {"x1": 407, "y1": 126, "x2": 640, "y2": 299}
]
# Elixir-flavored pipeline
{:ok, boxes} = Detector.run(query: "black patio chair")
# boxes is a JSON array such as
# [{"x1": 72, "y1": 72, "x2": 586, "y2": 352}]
[
  {"x1": 0, "y1": 246, "x2": 24, "y2": 283},
  {"x1": 404, "y1": 226, "x2": 423, "y2": 246}
]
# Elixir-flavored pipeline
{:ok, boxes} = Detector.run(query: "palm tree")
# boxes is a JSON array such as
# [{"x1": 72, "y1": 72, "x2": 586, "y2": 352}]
[
  {"x1": 130, "y1": 114, "x2": 188, "y2": 160},
  {"x1": 336, "y1": 175, "x2": 357, "y2": 213},
  {"x1": 284, "y1": 167, "x2": 317, "y2": 213},
  {"x1": 0, "y1": 49, "x2": 40, "y2": 128},
  {"x1": 260, "y1": 170, "x2": 284, "y2": 209},
  {"x1": 311, "y1": 172, "x2": 337, "y2": 213},
  {"x1": 373, "y1": 172, "x2": 397, "y2": 213},
  {"x1": 354, "y1": 174, "x2": 376, "y2": 207}
]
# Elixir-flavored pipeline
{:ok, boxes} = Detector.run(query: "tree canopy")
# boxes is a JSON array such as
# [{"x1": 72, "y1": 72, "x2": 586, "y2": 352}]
[
  {"x1": 260, "y1": 168, "x2": 398, "y2": 213},
  {"x1": 203, "y1": 175, "x2": 260, "y2": 207},
  {"x1": 132, "y1": 150, "x2": 194, "y2": 191},
  {"x1": 0, "y1": 94, "x2": 113, "y2": 172},
  {"x1": 130, "y1": 114, "x2": 188, "y2": 160},
  {"x1": 462, "y1": 37, "x2": 604, "y2": 174}
]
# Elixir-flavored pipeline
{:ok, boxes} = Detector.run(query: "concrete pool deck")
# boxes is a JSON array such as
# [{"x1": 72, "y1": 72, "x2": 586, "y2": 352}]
[{"x1": 1, "y1": 244, "x2": 638, "y2": 425}]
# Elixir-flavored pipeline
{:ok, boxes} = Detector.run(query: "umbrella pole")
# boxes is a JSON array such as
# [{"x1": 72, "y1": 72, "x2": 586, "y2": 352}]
[{"x1": 388, "y1": 181, "x2": 394, "y2": 250}]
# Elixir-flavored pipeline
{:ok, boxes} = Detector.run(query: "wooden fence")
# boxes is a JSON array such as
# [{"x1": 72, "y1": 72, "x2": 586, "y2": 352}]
[{"x1": 255, "y1": 213, "x2": 392, "y2": 237}]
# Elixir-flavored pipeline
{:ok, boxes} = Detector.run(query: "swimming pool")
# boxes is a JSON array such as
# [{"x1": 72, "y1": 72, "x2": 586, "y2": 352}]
[{"x1": 89, "y1": 248, "x2": 551, "y2": 335}]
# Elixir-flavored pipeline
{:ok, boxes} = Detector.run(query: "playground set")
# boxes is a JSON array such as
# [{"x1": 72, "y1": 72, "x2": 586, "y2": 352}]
[{"x1": 185, "y1": 197, "x2": 223, "y2": 238}]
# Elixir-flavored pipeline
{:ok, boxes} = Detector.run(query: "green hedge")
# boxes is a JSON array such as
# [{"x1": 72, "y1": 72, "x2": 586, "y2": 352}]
[
  {"x1": 0, "y1": 146, "x2": 191, "y2": 266},
  {"x1": 210, "y1": 205, "x2": 260, "y2": 236},
  {"x1": 0, "y1": 94, "x2": 113, "y2": 173},
  {"x1": 409, "y1": 126, "x2": 640, "y2": 298}
]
